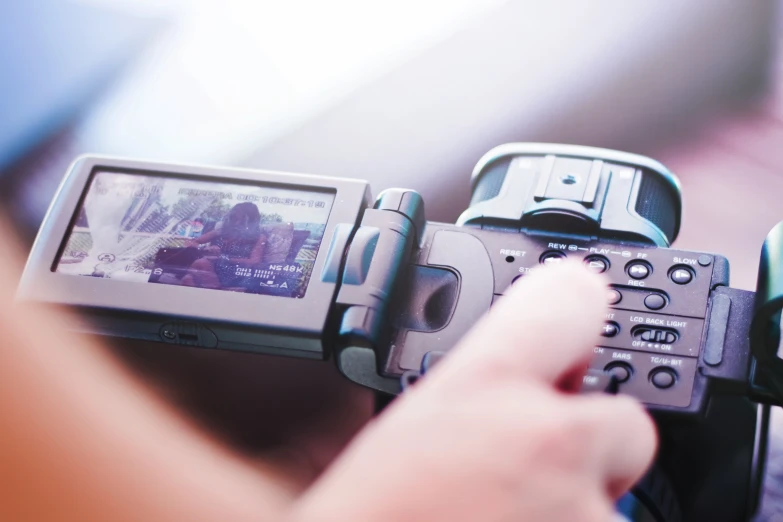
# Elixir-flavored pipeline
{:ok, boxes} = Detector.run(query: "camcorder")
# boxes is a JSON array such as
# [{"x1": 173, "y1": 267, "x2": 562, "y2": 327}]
[{"x1": 17, "y1": 143, "x2": 783, "y2": 521}]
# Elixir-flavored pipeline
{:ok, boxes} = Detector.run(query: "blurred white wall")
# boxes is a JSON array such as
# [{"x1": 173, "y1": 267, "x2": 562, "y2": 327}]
[
  {"x1": 72, "y1": 0, "x2": 504, "y2": 163},
  {"x1": 246, "y1": 0, "x2": 777, "y2": 221},
  {"x1": 12, "y1": 1, "x2": 777, "y2": 228}
]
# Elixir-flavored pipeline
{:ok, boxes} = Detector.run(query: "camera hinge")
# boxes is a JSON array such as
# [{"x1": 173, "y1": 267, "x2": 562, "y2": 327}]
[{"x1": 323, "y1": 190, "x2": 424, "y2": 392}]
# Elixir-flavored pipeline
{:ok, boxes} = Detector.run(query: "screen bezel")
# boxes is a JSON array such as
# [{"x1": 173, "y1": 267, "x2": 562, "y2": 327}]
[{"x1": 19, "y1": 156, "x2": 370, "y2": 343}]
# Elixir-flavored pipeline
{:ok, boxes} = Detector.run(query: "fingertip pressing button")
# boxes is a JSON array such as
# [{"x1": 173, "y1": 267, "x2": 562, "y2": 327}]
[
  {"x1": 540, "y1": 251, "x2": 566, "y2": 266},
  {"x1": 584, "y1": 256, "x2": 609, "y2": 274},
  {"x1": 644, "y1": 293, "x2": 666, "y2": 310}
]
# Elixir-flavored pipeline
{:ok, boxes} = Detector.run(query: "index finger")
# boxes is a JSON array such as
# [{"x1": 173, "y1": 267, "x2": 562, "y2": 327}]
[{"x1": 427, "y1": 261, "x2": 609, "y2": 388}]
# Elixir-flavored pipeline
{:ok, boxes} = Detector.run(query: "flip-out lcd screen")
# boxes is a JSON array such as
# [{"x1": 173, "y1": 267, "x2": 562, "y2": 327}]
[{"x1": 56, "y1": 171, "x2": 335, "y2": 298}]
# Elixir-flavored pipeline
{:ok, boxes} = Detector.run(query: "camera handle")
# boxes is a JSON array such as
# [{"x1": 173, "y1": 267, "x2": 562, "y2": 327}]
[
  {"x1": 331, "y1": 189, "x2": 426, "y2": 395},
  {"x1": 697, "y1": 219, "x2": 783, "y2": 407},
  {"x1": 333, "y1": 189, "x2": 498, "y2": 396},
  {"x1": 751, "y1": 221, "x2": 783, "y2": 404}
]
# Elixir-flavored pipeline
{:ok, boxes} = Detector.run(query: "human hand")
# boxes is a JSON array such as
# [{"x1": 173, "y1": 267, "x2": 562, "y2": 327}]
[
  {"x1": 1, "y1": 221, "x2": 374, "y2": 521},
  {"x1": 292, "y1": 262, "x2": 657, "y2": 522},
  {"x1": 1, "y1": 209, "x2": 654, "y2": 522}
]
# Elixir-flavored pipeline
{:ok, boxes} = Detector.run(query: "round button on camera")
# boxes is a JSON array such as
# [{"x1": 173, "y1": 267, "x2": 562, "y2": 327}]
[
  {"x1": 604, "y1": 362, "x2": 632, "y2": 383},
  {"x1": 540, "y1": 251, "x2": 566, "y2": 266},
  {"x1": 650, "y1": 368, "x2": 676, "y2": 389},
  {"x1": 584, "y1": 255, "x2": 609, "y2": 274},
  {"x1": 607, "y1": 289, "x2": 622, "y2": 305},
  {"x1": 626, "y1": 261, "x2": 651, "y2": 280},
  {"x1": 669, "y1": 266, "x2": 694, "y2": 285},
  {"x1": 601, "y1": 322, "x2": 619, "y2": 337},
  {"x1": 644, "y1": 293, "x2": 666, "y2": 310}
]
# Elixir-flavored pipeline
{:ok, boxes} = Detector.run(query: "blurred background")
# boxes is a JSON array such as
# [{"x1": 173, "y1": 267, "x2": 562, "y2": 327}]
[
  {"x1": 3, "y1": 0, "x2": 783, "y2": 518},
  {"x1": 2, "y1": 0, "x2": 782, "y2": 289}
]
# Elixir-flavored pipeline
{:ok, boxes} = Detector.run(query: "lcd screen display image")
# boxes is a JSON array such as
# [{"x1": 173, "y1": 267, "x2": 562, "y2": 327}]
[{"x1": 56, "y1": 171, "x2": 335, "y2": 298}]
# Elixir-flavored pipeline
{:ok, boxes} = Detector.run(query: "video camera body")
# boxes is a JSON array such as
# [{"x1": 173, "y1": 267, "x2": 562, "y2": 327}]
[{"x1": 18, "y1": 144, "x2": 783, "y2": 521}]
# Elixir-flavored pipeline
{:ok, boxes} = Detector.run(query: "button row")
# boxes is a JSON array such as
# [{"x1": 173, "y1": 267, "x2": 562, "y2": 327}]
[
  {"x1": 605, "y1": 287, "x2": 667, "y2": 311},
  {"x1": 537, "y1": 251, "x2": 700, "y2": 285},
  {"x1": 540, "y1": 251, "x2": 611, "y2": 273},
  {"x1": 627, "y1": 261, "x2": 697, "y2": 285},
  {"x1": 602, "y1": 362, "x2": 677, "y2": 389}
]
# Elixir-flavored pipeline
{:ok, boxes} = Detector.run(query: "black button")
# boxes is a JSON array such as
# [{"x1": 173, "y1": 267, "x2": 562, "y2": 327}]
[
  {"x1": 601, "y1": 322, "x2": 619, "y2": 337},
  {"x1": 670, "y1": 267, "x2": 693, "y2": 285},
  {"x1": 540, "y1": 251, "x2": 566, "y2": 266},
  {"x1": 607, "y1": 289, "x2": 622, "y2": 305},
  {"x1": 698, "y1": 255, "x2": 712, "y2": 267},
  {"x1": 400, "y1": 371, "x2": 420, "y2": 390},
  {"x1": 644, "y1": 293, "x2": 666, "y2": 310},
  {"x1": 604, "y1": 362, "x2": 632, "y2": 383},
  {"x1": 584, "y1": 256, "x2": 609, "y2": 274},
  {"x1": 650, "y1": 368, "x2": 676, "y2": 389},
  {"x1": 627, "y1": 261, "x2": 650, "y2": 279}
]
